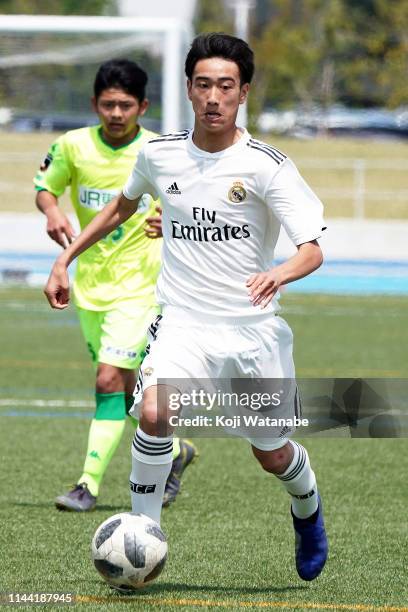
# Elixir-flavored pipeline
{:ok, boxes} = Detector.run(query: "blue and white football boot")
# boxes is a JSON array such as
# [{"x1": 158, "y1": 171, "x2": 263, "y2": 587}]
[{"x1": 292, "y1": 494, "x2": 328, "y2": 581}]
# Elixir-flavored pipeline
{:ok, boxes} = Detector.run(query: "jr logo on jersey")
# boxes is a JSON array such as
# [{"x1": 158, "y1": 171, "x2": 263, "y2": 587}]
[
  {"x1": 79, "y1": 186, "x2": 152, "y2": 213},
  {"x1": 79, "y1": 186, "x2": 118, "y2": 210}
]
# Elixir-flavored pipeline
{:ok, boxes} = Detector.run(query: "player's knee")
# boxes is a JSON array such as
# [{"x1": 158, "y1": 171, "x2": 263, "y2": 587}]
[
  {"x1": 252, "y1": 443, "x2": 293, "y2": 474},
  {"x1": 96, "y1": 365, "x2": 122, "y2": 394},
  {"x1": 139, "y1": 398, "x2": 168, "y2": 436},
  {"x1": 140, "y1": 403, "x2": 157, "y2": 434}
]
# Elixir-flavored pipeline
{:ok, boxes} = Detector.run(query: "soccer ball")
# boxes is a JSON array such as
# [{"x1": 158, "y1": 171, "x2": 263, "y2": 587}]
[{"x1": 91, "y1": 512, "x2": 167, "y2": 591}]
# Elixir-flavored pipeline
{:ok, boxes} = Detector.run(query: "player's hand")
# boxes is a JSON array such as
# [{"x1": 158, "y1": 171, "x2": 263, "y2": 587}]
[
  {"x1": 246, "y1": 269, "x2": 283, "y2": 309},
  {"x1": 46, "y1": 208, "x2": 76, "y2": 248},
  {"x1": 145, "y1": 206, "x2": 162, "y2": 239},
  {"x1": 44, "y1": 261, "x2": 70, "y2": 309}
]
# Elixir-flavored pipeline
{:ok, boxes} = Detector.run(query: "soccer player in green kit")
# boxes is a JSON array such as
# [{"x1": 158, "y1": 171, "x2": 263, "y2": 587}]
[{"x1": 34, "y1": 59, "x2": 197, "y2": 512}]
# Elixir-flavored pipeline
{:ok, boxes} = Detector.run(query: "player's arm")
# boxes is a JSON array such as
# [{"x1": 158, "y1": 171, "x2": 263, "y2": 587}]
[
  {"x1": 36, "y1": 189, "x2": 75, "y2": 248},
  {"x1": 34, "y1": 138, "x2": 75, "y2": 248},
  {"x1": 247, "y1": 240, "x2": 323, "y2": 308},
  {"x1": 250, "y1": 157, "x2": 326, "y2": 308},
  {"x1": 44, "y1": 192, "x2": 141, "y2": 309}
]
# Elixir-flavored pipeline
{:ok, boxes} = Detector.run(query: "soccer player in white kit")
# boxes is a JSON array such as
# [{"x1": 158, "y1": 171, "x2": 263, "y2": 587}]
[{"x1": 45, "y1": 33, "x2": 328, "y2": 581}]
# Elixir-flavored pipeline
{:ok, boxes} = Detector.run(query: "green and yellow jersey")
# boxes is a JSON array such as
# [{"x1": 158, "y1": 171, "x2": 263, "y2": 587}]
[{"x1": 34, "y1": 125, "x2": 162, "y2": 311}]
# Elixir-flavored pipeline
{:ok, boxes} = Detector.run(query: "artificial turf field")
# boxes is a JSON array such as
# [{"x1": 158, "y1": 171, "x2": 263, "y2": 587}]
[{"x1": 0, "y1": 287, "x2": 407, "y2": 612}]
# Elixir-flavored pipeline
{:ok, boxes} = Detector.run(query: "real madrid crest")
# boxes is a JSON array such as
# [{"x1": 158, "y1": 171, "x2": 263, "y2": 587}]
[
  {"x1": 143, "y1": 367, "x2": 154, "y2": 377},
  {"x1": 228, "y1": 181, "x2": 247, "y2": 203}
]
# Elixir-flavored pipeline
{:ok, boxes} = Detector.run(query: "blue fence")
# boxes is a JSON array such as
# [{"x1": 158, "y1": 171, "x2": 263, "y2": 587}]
[{"x1": 1, "y1": 252, "x2": 407, "y2": 295}]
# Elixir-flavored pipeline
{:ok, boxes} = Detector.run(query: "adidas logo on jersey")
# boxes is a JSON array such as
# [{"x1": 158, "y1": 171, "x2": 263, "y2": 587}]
[{"x1": 166, "y1": 182, "x2": 181, "y2": 194}]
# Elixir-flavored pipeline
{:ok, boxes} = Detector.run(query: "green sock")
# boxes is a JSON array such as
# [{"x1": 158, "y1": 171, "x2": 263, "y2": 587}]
[
  {"x1": 124, "y1": 393, "x2": 181, "y2": 460},
  {"x1": 79, "y1": 392, "x2": 126, "y2": 497}
]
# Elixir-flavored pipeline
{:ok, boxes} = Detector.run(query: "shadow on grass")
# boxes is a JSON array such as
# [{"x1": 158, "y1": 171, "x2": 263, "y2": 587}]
[
  {"x1": 91, "y1": 580, "x2": 309, "y2": 598},
  {"x1": 93, "y1": 505, "x2": 129, "y2": 513},
  {"x1": 11, "y1": 502, "x2": 128, "y2": 512}
]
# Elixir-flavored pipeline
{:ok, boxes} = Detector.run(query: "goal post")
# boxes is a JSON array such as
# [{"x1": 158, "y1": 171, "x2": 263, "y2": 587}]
[{"x1": 0, "y1": 14, "x2": 194, "y2": 133}]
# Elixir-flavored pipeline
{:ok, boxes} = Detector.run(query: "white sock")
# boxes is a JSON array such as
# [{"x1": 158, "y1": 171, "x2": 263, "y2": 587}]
[
  {"x1": 130, "y1": 427, "x2": 173, "y2": 526},
  {"x1": 277, "y1": 440, "x2": 318, "y2": 519}
]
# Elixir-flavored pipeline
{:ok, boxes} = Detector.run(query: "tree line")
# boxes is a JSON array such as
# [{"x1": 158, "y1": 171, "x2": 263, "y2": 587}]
[{"x1": 195, "y1": 0, "x2": 408, "y2": 123}]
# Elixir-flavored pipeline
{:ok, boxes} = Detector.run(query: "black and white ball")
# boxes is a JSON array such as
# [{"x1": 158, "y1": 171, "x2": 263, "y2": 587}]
[{"x1": 91, "y1": 512, "x2": 167, "y2": 591}]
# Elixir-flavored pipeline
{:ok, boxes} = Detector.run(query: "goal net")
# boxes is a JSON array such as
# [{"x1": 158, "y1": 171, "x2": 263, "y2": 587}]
[{"x1": 0, "y1": 15, "x2": 193, "y2": 133}]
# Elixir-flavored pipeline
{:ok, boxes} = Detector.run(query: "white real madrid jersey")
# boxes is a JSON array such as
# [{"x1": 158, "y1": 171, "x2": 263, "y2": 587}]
[{"x1": 123, "y1": 128, "x2": 325, "y2": 319}]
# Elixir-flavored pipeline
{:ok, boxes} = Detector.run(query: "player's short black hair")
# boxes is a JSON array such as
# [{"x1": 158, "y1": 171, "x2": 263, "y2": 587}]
[
  {"x1": 94, "y1": 59, "x2": 148, "y2": 101},
  {"x1": 185, "y1": 33, "x2": 254, "y2": 85}
]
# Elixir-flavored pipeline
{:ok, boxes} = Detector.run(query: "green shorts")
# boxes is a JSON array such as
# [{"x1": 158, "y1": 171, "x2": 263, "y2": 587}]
[{"x1": 77, "y1": 301, "x2": 160, "y2": 370}]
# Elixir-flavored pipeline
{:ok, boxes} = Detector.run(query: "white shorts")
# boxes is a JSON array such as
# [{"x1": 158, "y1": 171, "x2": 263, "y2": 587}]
[{"x1": 132, "y1": 306, "x2": 299, "y2": 451}]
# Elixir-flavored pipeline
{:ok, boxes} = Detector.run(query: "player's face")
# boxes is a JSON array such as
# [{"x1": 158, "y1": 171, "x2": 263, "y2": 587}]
[
  {"x1": 92, "y1": 88, "x2": 148, "y2": 145},
  {"x1": 187, "y1": 57, "x2": 249, "y2": 133}
]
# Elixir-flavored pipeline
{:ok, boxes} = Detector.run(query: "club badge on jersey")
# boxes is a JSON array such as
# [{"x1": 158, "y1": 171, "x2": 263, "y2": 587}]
[{"x1": 228, "y1": 181, "x2": 247, "y2": 203}]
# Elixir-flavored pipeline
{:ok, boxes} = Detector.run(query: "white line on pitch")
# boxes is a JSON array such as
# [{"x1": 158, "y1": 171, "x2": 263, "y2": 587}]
[{"x1": 0, "y1": 398, "x2": 93, "y2": 408}]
